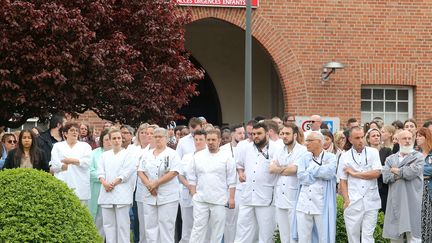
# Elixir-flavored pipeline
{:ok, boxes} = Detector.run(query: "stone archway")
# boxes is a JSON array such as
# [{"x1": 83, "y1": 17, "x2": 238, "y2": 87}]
[{"x1": 188, "y1": 8, "x2": 310, "y2": 114}]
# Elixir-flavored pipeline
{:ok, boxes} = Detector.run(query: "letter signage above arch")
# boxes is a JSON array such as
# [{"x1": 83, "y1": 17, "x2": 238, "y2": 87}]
[{"x1": 176, "y1": 0, "x2": 258, "y2": 8}]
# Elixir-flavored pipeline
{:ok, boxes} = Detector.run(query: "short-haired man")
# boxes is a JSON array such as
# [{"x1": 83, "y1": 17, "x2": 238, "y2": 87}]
[
  {"x1": 338, "y1": 126, "x2": 382, "y2": 243},
  {"x1": 272, "y1": 116, "x2": 283, "y2": 126},
  {"x1": 178, "y1": 130, "x2": 207, "y2": 243},
  {"x1": 189, "y1": 129, "x2": 236, "y2": 243},
  {"x1": 120, "y1": 125, "x2": 135, "y2": 149},
  {"x1": 37, "y1": 113, "x2": 66, "y2": 161},
  {"x1": 235, "y1": 123, "x2": 280, "y2": 243},
  {"x1": 176, "y1": 117, "x2": 203, "y2": 159},
  {"x1": 304, "y1": 115, "x2": 322, "y2": 139},
  {"x1": 283, "y1": 113, "x2": 296, "y2": 126},
  {"x1": 382, "y1": 130, "x2": 424, "y2": 243},
  {"x1": 346, "y1": 118, "x2": 359, "y2": 129},
  {"x1": 263, "y1": 119, "x2": 284, "y2": 148},
  {"x1": 269, "y1": 123, "x2": 307, "y2": 243},
  {"x1": 293, "y1": 131, "x2": 337, "y2": 243}
]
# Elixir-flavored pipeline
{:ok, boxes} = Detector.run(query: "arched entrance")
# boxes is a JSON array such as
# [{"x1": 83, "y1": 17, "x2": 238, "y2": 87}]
[{"x1": 179, "y1": 17, "x2": 285, "y2": 126}]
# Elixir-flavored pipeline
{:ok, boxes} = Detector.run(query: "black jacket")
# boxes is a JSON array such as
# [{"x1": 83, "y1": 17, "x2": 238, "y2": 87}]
[
  {"x1": 37, "y1": 129, "x2": 61, "y2": 162},
  {"x1": 3, "y1": 149, "x2": 49, "y2": 172}
]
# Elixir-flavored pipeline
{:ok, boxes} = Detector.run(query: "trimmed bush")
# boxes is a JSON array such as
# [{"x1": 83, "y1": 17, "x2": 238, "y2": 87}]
[{"x1": 0, "y1": 168, "x2": 101, "y2": 242}]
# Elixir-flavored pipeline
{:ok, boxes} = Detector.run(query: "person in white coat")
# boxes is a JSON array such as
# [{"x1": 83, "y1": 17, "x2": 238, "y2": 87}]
[
  {"x1": 50, "y1": 122, "x2": 92, "y2": 205},
  {"x1": 234, "y1": 122, "x2": 280, "y2": 243},
  {"x1": 138, "y1": 128, "x2": 181, "y2": 243},
  {"x1": 292, "y1": 131, "x2": 337, "y2": 243},
  {"x1": 220, "y1": 124, "x2": 245, "y2": 243},
  {"x1": 269, "y1": 123, "x2": 307, "y2": 243},
  {"x1": 178, "y1": 129, "x2": 207, "y2": 243},
  {"x1": 189, "y1": 129, "x2": 237, "y2": 243},
  {"x1": 97, "y1": 129, "x2": 138, "y2": 243},
  {"x1": 338, "y1": 126, "x2": 382, "y2": 243}
]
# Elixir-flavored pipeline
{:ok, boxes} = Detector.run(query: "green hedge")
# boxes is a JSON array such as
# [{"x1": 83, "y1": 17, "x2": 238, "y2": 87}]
[
  {"x1": 0, "y1": 168, "x2": 101, "y2": 242},
  {"x1": 274, "y1": 195, "x2": 389, "y2": 242}
]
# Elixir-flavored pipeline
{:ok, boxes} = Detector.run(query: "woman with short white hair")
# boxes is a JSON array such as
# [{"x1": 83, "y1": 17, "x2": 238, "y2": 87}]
[{"x1": 138, "y1": 128, "x2": 181, "y2": 243}]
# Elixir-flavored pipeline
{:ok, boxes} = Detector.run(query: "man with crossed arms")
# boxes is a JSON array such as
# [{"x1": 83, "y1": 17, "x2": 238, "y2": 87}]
[{"x1": 338, "y1": 126, "x2": 382, "y2": 243}]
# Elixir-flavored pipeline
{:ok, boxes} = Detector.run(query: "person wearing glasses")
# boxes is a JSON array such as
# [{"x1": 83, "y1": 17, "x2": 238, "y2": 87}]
[
  {"x1": 0, "y1": 133, "x2": 17, "y2": 169},
  {"x1": 138, "y1": 128, "x2": 181, "y2": 243},
  {"x1": 303, "y1": 114, "x2": 323, "y2": 139},
  {"x1": 337, "y1": 126, "x2": 382, "y2": 243},
  {"x1": 49, "y1": 122, "x2": 92, "y2": 206},
  {"x1": 235, "y1": 122, "x2": 280, "y2": 243},
  {"x1": 3, "y1": 129, "x2": 49, "y2": 172},
  {"x1": 292, "y1": 131, "x2": 337, "y2": 243}
]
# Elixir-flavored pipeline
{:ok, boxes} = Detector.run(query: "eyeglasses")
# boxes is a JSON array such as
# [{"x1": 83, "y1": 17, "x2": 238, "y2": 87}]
[
  {"x1": 310, "y1": 121, "x2": 318, "y2": 123},
  {"x1": 286, "y1": 119, "x2": 296, "y2": 122},
  {"x1": 121, "y1": 131, "x2": 131, "y2": 135},
  {"x1": 305, "y1": 139, "x2": 319, "y2": 143},
  {"x1": 7, "y1": 140, "x2": 17, "y2": 144}
]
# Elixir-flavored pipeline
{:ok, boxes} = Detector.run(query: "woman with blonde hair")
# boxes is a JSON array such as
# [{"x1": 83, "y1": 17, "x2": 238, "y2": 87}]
[{"x1": 381, "y1": 125, "x2": 396, "y2": 150}]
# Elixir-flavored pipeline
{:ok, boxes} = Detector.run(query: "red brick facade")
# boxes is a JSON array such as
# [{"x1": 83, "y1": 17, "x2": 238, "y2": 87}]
[{"x1": 79, "y1": 1, "x2": 432, "y2": 129}]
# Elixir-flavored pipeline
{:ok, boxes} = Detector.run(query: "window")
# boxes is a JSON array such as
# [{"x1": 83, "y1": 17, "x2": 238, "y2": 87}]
[
  {"x1": 361, "y1": 86, "x2": 413, "y2": 125},
  {"x1": 7, "y1": 118, "x2": 47, "y2": 132}
]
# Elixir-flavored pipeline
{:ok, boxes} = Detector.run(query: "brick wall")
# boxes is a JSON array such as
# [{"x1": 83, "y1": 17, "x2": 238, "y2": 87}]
[{"x1": 80, "y1": 1, "x2": 432, "y2": 128}]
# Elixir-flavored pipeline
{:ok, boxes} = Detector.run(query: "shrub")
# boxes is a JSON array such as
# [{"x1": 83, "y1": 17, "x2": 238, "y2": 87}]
[{"x1": 0, "y1": 168, "x2": 101, "y2": 242}]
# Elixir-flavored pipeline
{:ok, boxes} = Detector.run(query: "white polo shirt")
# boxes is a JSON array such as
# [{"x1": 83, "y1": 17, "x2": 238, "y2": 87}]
[
  {"x1": 274, "y1": 142, "x2": 307, "y2": 209},
  {"x1": 236, "y1": 140, "x2": 281, "y2": 206},
  {"x1": 337, "y1": 146, "x2": 382, "y2": 211}
]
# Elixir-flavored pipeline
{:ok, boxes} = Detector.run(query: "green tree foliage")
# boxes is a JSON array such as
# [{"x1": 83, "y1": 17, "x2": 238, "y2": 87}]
[
  {"x1": 0, "y1": 168, "x2": 101, "y2": 242},
  {"x1": 0, "y1": 0, "x2": 203, "y2": 128}
]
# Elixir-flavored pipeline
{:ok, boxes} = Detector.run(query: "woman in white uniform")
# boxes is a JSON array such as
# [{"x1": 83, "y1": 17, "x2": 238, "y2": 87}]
[
  {"x1": 97, "y1": 129, "x2": 138, "y2": 243},
  {"x1": 138, "y1": 128, "x2": 181, "y2": 243}
]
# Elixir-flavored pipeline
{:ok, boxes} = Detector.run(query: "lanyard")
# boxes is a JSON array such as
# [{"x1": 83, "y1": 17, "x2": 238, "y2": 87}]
[
  {"x1": 312, "y1": 151, "x2": 325, "y2": 166},
  {"x1": 351, "y1": 148, "x2": 368, "y2": 166},
  {"x1": 255, "y1": 143, "x2": 269, "y2": 160}
]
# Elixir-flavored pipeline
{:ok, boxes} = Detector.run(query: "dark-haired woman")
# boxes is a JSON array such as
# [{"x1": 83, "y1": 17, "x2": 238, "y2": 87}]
[{"x1": 3, "y1": 129, "x2": 49, "y2": 172}]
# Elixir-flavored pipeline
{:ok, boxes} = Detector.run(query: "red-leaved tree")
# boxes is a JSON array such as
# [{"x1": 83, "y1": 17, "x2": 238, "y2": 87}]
[{"x1": 0, "y1": 0, "x2": 203, "y2": 128}]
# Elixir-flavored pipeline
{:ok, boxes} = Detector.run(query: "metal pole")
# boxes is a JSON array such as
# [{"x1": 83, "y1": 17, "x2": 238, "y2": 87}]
[{"x1": 244, "y1": 0, "x2": 252, "y2": 122}]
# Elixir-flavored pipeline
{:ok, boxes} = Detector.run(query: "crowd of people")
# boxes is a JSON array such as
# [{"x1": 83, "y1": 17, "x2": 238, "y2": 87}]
[{"x1": 1, "y1": 113, "x2": 432, "y2": 243}]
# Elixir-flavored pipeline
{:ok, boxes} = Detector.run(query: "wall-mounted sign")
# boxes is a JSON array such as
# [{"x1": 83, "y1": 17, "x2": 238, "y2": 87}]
[{"x1": 176, "y1": 0, "x2": 259, "y2": 8}]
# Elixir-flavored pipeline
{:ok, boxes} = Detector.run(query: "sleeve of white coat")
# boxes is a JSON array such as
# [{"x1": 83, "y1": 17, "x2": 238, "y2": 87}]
[
  {"x1": 77, "y1": 143, "x2": 92, "y2": 169},
  {"x1": 226, "y1": 156, "x2": 237, "y2": 188},
  {"x1": 370, "y1": 148, "x2": 383, "y2": 171},
  {"x1": 176, "y1": 139, "x2": 184, "y2": 159},
  {"x1": 297, "y1": 154, "x2": 316, "y2": 186},
  {"x1": 188, "y1": 154, "x2": 198, "y2": 186},
  {"x1": 236, "y1": 145, "x2": 245, "y2": 170},
  {"x1": 336, "y1": 153, "x2": 348, "y2": 180},
  {"x1": 169, "y1": 151, "x2": 181, "y2": 173},
  {"x1": 97, "y1": 153, "x2": 106, "y2": 180},
  {"x1": 311, "y1": 153, "x2": 336, "y2": 180},
  {"x1": 49, "y1": 143, "x2": 62, "y2": 173},
  {"x1": 117, "y1": 151, "x2": 138, "y2": 182}
]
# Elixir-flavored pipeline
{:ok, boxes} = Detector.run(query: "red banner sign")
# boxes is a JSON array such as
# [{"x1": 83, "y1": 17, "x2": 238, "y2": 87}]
[{"x1": 176, "y1": 0, "x2": 259, "y2": 8}]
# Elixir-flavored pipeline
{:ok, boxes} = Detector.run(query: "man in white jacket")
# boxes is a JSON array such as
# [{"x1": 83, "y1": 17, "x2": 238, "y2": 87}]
[{"x1": 189, "y1": 129, "x2": 237, "y2": 243}]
